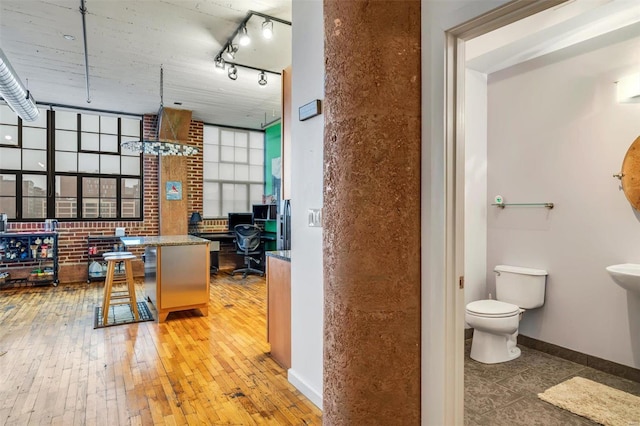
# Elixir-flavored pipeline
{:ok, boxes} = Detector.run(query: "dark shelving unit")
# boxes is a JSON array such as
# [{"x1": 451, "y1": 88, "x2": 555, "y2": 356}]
[
  {"x1": 0, "y1": 232, "x2": 59, "y2": 287},
  {"x1": 86, "y1": 235, "x2": 125, "y2": 283}
]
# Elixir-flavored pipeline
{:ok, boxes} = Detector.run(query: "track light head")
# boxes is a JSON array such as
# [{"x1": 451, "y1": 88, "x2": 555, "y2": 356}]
[
  {"x1": 238, "y1": 26, "x2": 250, "y2": 46},
  {"x1": 225, "y1": 44, "x2": 238, "y2": 60},
  {"x1": 258, "y1": 71, "x2": 267, "y2": 86},
  {"x1": 214, "y1": 56, "x2": 225, "y2": 73},
  {"x1": 228, "y1": 65, "x2": 238, "y2": 80},
  {"x1": 262, "y1": 19, "x2": 273, "y2": 39}
]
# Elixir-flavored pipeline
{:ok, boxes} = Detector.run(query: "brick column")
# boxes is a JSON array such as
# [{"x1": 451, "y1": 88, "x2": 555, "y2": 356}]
[{"x1": 323, "y1": 1, "x2": 421, "y2": 424}]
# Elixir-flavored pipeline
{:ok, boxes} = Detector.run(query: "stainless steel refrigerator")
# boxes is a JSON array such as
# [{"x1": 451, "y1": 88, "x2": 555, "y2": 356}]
[{"x1": 277, "y1": 199, "x2": 291, "y2": 250}]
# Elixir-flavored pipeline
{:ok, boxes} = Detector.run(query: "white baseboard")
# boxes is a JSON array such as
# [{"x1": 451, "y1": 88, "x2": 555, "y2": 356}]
[{"x1": 288, "y1": 368, "x2": 323, "y2": 409}]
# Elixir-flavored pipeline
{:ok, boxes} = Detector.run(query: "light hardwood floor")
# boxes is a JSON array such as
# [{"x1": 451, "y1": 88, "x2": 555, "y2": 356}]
[{"x1": 0, "y1": 272, "x2": 322, "y2": 425}]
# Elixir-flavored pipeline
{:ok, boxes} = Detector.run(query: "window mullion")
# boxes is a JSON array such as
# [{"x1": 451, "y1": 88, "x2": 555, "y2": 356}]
[
  {"x1": 46, "y1": 109, "x2": 55, "y2": 219},
  {"x1": 77, "y1": 174, "x2": 83, "y2": 219}
]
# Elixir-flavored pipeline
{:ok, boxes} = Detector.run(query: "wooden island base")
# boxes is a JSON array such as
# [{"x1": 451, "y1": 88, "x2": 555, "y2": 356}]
[{"x1": 154, "y1": 302, "x2": 209, "y2": 322}]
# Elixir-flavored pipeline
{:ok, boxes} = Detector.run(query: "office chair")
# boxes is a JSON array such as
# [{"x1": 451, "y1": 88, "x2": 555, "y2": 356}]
[{"x1": 231, "y1": 224, "x2": 264, "y2": 278}]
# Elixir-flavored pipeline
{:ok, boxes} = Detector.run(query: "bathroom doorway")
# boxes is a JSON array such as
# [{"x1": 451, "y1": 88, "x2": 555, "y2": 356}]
[{"x1": 442, "y1": 0, "x2": 640, "y2": 423}]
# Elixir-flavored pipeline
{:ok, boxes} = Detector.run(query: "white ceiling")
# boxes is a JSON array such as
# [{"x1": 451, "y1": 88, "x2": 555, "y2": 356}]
[
  {"x1": 466, "y1": 0, "x2": 640, "y2": 75},
  {"x1": 0, "y1": 0, "x2": 292, "y2": 129}
]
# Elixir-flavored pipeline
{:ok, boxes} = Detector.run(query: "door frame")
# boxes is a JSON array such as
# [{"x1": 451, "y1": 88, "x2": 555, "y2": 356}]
[{"x1": 441, "y1": 1, "x2": 568, "y2": 424}]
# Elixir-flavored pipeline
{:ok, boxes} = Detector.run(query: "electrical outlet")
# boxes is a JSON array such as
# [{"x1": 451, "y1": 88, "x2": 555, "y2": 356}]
[{"x1": 308, "y1": 208, "x2": 322, "y2": 227}]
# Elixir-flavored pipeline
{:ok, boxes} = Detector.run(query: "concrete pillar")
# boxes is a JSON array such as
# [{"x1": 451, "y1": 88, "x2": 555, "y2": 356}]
[{"x1": 323, "y1": 1, "x2": 422, "y2": 424}]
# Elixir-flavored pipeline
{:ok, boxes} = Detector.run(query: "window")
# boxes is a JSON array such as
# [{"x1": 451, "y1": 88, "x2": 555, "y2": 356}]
[
  {"x1": 0, "y1": 104, "x2": 143, "y2": 220},
  {"x1": 203, "y1": 125, "x2": 264, "y2": 218},
  {"x1": 0, "y1": 174, "x2": 17, "y2": 217}
]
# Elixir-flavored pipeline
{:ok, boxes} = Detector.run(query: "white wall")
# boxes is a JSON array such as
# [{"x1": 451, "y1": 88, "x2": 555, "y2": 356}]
[
  {"x1": 289, "y1": 0, "x2": 324, "y2": 408},
  {"x1": 485, "y1": 32, "x2": 640, "y2": 368},
  {"x1": 465, "y1": 69, "x2": 488, "y2": 311},
  {"x1": 421, "y1": 1, "x2": 508, "y2": 424}
]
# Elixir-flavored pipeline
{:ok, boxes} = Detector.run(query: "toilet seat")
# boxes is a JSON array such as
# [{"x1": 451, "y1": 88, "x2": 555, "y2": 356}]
[{"x1": 466, "y1": 300, "x2": 520, "y2": 318}]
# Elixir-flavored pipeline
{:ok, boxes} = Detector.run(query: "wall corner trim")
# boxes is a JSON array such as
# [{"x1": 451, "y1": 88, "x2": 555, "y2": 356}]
[{"x1": 288, "y1": 368, "x2": 322, "y2": 409}]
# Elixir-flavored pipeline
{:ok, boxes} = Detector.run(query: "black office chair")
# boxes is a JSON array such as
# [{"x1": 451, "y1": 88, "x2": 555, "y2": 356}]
[{"x1": 231, "y1": 224, "x2": 264, "y2": 278}]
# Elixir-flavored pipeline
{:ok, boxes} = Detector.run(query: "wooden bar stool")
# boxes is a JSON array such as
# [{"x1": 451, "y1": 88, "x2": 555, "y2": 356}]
[
  {"x1": 101, "y1": 253, "x2": 138, "y2": 326},
  {"x1": 102, "y1": 251, "x2": 132, "y2": 276}
]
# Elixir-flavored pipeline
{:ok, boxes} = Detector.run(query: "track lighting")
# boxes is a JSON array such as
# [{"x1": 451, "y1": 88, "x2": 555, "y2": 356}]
[
  {"x1": 225, "y1": 44, "x2": 238, "y2": 60},
  {"x1": 238, "y1": 26, "x2": 251, "y2": 46},
  {"x1": 258, "y1": 71, "x2": 267, "y2": 86},
  {"x1": 262, "y1": 19, "x2": 273, "y2": 39},
  {"x1": 0, "y1": 48, "x2": 39, "y2": 122},
  {"x1": 228, "y1": 65, "x2": 238, "y2": 81},
  {"x1": 213, "y1": 11, "x2": 291, "y2": 85},
  {"x1": 214, "y1": 56, "x2": 225, "y2": 73}
]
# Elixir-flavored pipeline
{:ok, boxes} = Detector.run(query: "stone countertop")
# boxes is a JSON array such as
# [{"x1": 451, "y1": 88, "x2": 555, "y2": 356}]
[
  {"x1": 265, "y1": 250, "x2": 291, "y2": 262},
  {"x1": 120, "y1": 235, "x2": 210, "y2": 248}
]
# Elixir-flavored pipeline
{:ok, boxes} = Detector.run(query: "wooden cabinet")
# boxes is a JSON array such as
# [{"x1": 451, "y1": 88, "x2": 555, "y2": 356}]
[
  {"x1": 267, "y1": 254, "x2": 291, "y2": 369},
  {"x1": 281, "y1": 65, "x2": 292, "y2": 200}
]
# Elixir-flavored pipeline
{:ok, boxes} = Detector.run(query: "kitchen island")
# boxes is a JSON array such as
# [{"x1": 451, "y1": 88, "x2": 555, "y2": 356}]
[{"x1": 121, "y1": 235, "x2": 210, "y2": 322}]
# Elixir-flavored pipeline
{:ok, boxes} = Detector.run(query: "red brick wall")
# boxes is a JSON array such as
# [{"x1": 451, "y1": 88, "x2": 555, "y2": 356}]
[{"x1": 3, "y1": 114, "x2": 227, "y2": 285}]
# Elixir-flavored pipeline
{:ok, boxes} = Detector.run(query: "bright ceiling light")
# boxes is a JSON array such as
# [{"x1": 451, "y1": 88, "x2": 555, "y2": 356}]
[
  {"x1": 258, "y1": 71, "x2": 267, "y2": 86},
  {"x1": 4, "y1": 135, "x2": 12, "y2": 141},
  {"x1": 262, "y1": 19, "x2": 273, "y2": 39},
  {"x1": 0, "y1": 48, "x2": 39, "y2": 122},
  {"x1": 214, "y1": 56, "x2": 225, "y2": 73},
  {"x1": 238, "y1": 26, "x2": 251, "y2": 46}
]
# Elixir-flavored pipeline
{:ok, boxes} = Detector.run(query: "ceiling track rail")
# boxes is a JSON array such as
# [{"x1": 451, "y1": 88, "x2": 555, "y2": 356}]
[{"x1": 214, "y1": 10, "x2": 291, "y2": 75}]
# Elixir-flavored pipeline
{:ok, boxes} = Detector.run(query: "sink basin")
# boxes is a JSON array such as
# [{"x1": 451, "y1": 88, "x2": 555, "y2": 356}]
[{"x1": 606, "y1": 264, "x2": 640, "y2": 293}]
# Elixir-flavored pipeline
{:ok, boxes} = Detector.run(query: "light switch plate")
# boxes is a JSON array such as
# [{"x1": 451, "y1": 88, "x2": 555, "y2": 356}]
[{"x1": 308, "y1": 208, "x2": 322, "y2": 227}]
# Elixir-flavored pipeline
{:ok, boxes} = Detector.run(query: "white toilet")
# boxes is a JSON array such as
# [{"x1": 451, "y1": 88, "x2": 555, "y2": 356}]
[{"x1": 465, "y1": 265, "x2": 548, "y2": 364}]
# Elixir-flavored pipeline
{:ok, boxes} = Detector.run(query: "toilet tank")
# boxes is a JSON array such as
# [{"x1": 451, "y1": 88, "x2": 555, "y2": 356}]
[{"x1": 494, "y1": 265, "x2": 548, "y2": 309}]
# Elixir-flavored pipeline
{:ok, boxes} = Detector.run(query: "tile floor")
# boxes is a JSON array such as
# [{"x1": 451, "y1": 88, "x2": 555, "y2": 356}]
[{"x1": 464, "y1": 339, "x2": 640, "y2": 425}]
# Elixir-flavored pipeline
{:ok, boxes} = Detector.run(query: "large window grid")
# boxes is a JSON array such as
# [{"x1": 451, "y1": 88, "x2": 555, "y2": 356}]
[
  {"x1": 203, "y1": 126, "x2": 265, "y2": 218},
  {"x1": 0, "y1": 104, "x2": 143, "y2": 220}
]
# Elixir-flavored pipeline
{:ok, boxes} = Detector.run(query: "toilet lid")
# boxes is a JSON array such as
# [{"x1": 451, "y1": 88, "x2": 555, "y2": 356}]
[{"x1": 466, "y1": 300, "x2": 520, "y2": 317}]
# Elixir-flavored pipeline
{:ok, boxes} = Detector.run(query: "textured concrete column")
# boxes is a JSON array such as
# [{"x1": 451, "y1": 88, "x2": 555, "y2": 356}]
[{"x1": 323, "y1": 1, "x2": 421, "y2": 425}]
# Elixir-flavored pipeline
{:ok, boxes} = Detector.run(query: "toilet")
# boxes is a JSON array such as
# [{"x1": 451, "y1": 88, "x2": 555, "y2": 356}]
[{"x1": 465, "y1": 265, "x2": 548, "y2": 364}]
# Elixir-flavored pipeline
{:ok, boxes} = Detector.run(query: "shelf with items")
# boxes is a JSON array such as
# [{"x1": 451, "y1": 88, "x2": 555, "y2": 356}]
[
  {"x1": 0, "y1": 232, "x2": 59, "y2": 287},
  {"x1": 86, "y1": 235, "x2": 126, "y2": 283},
  {"x1": 252, "y1": 204, "x2": 278, "y2": 222},
  {"x1": 252, "y1": 204, "x2": 278, "y2": 235}
]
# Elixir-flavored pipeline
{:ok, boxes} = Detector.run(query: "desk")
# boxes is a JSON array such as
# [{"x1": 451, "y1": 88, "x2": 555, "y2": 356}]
[{"x1": 195, "y1": 232, "x2": 276, "y2": 273}]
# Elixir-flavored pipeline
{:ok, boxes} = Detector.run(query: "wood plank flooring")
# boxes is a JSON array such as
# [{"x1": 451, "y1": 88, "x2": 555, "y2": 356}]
[{"x1": 0, "y1": 271, "x2": 322, "y2": 425}]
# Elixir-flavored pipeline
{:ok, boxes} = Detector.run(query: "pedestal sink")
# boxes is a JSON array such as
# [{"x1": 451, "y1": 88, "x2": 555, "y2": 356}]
[{"x1": 606, "y1": 264, "x2": 640, "y2": 293}]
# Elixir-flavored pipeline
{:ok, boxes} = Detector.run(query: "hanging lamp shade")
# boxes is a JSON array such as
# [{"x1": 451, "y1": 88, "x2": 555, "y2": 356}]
[{"x1": 121, "y1": 67, "x2": 199, "y2": 156}]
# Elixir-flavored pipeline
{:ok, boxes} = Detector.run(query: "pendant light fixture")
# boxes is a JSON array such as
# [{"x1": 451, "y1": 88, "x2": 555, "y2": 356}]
[{"x1": 121, "y1": 66, "x2": 199, "y2": 156}]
